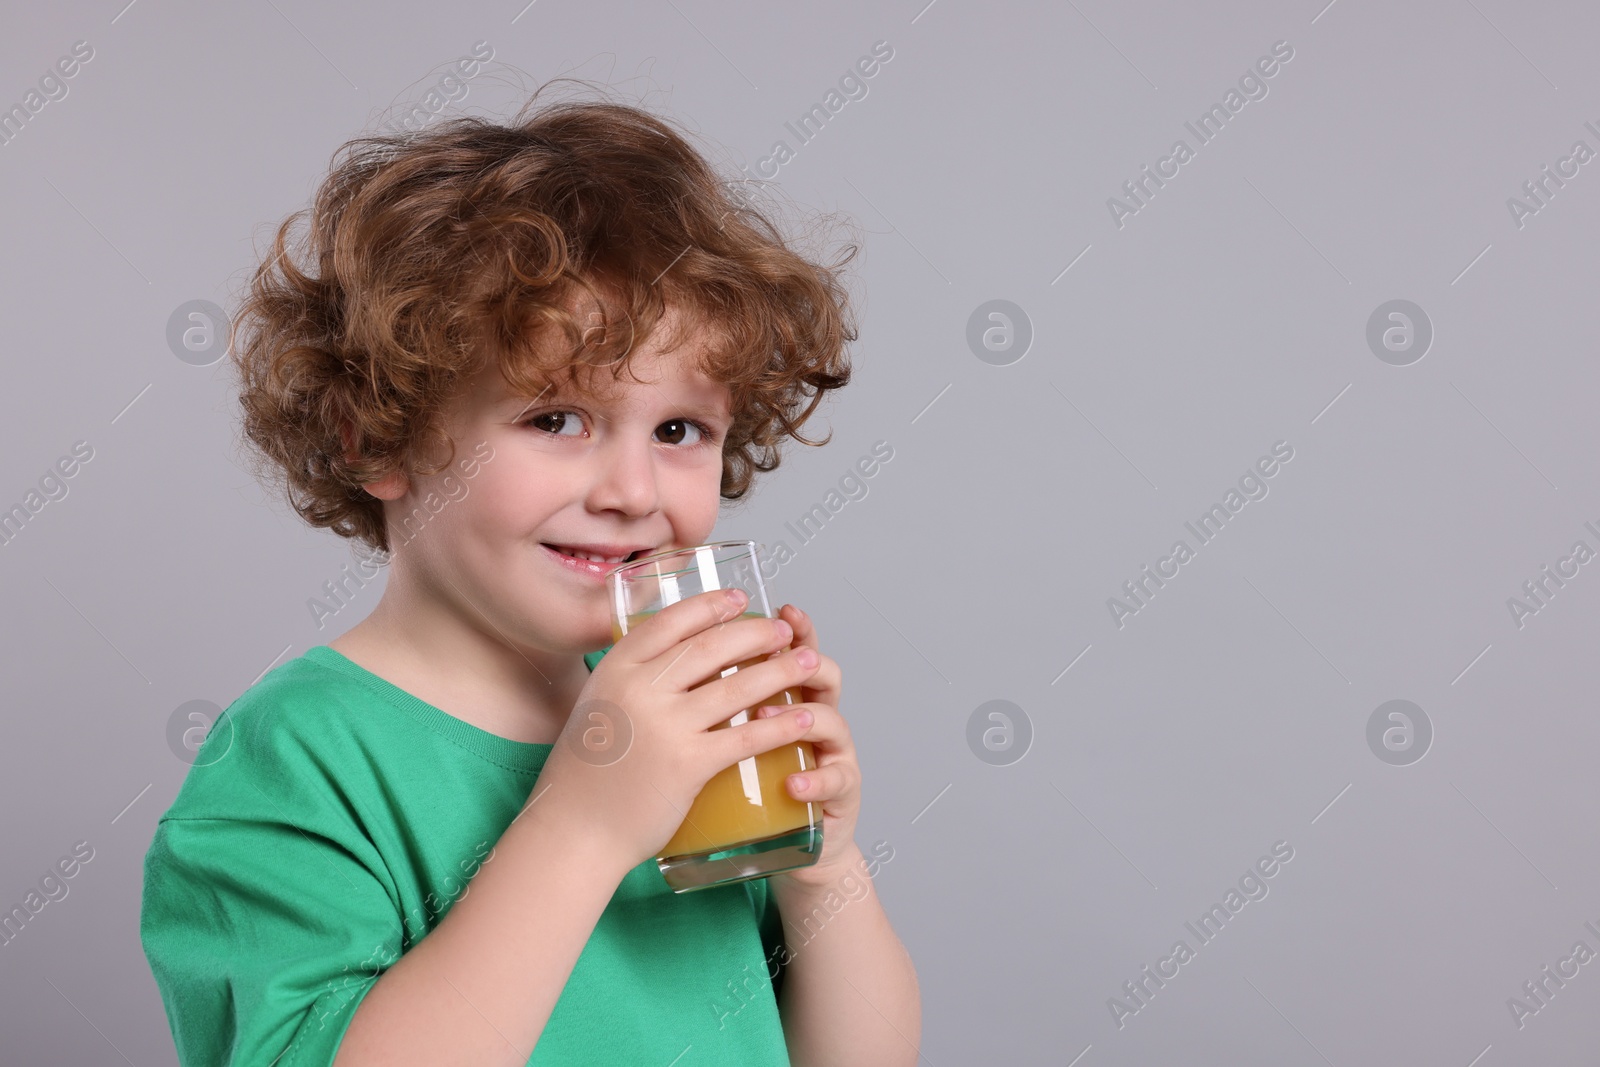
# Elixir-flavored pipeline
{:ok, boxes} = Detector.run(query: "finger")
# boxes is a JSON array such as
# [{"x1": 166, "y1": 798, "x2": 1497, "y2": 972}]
[
  {"x1": 615, "y1": 586, "x2": 752, "y2": 660},
  {"x1": 687, "y1": 643, "x2": 819, "y2": 728},
  {"x1": 799, "y1": 653, "x2": 841, "y2": 705},
  {"x1": 785, "y1": 761, "x2": 857, "y2": 803},
  {"x1": 645, "y1": 608, "x2": 798, "y2": 698},
  {"x1": 778, "y1": 604, "x2": 819, "y2": 651},
  {"x1": 755, "y1": 701, "x2": 851, "y2": 749},
  {"x1": 710, "y1": 701, "x2": 817, "y2": 771},
  {"x1": 777, "y1": 606, "x2": 841, "y2": 703}
]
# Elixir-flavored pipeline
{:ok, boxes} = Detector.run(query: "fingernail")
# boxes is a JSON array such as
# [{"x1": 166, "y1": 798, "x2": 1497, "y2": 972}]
[
  {"x1": 726, "y1": 588, "x2": 747, "y2": 605},
  {"x1": 789, "y1": 774, "x2": 809, "y2": 792},
  {"x1": 795, "y1": 709, "x2": 813, "y2": 727},
  {"x1": 796, "y1": 647, "x2": 819, "y2": 669}
]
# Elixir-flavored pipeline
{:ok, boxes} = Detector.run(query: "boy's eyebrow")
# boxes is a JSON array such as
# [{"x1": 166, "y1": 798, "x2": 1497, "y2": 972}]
[
  {"x1": 500, "y1": 383, "x2": 557, "y2": 420},
  {"x1": 498, "y1": 383, "x2": 732, "y2": 423}
]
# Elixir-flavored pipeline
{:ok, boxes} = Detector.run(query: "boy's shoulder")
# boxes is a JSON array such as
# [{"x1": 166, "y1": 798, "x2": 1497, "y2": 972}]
[
  {"x1": 159, "y1": 647, "x2": 388, "y2": 827},
  {"x1": 217, "y1": 645, "x2": 381, "y2": 756}
]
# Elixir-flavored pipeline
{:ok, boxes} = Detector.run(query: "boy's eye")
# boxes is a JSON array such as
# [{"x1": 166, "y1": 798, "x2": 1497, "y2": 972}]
[
  {"x1": 527, "y1": 411, "x2": 584, "y2": 437},
  {"x1": 656, "y1": 418, "x2": 704, "y2": 447},
  {"x1": 522, "y1": 410, "x2": 717, "y2": 448}
]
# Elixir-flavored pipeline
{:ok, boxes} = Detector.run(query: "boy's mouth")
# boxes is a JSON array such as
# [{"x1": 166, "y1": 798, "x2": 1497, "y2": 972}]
[{"x1": 540, "y1": 543, "x2": 647, "y2": 565}]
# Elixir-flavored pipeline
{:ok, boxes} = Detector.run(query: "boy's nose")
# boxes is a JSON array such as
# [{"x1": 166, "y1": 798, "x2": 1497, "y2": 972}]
[{"x1": 587, "y1": 448, "x2": 661, "y2": 516}]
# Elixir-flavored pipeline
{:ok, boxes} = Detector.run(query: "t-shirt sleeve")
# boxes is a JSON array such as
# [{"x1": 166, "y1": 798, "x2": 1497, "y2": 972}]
[{"x1": 141, "y1": 814, "x2": 403, "y2": 1067}]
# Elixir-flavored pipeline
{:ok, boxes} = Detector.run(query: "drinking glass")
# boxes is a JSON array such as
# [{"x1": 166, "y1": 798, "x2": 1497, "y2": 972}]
[{"x1": 607, "y1": 540, "x2": 822, "y2": 893}]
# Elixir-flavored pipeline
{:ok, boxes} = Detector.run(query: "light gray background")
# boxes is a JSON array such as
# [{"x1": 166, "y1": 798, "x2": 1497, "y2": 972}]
[{"x1": 2, "y1": 0, "x2": 1597, "y2": 1063}]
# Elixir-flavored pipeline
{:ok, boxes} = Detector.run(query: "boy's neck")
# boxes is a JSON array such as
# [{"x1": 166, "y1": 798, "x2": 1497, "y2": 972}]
[{"x1": 327, "y1": 594, "x2": 590, "y2": 746}]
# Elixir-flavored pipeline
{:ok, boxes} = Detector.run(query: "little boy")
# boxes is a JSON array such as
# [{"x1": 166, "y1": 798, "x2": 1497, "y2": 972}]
[{"x1": 139, "y1": 93, "x2": 920, "y2": 1065}]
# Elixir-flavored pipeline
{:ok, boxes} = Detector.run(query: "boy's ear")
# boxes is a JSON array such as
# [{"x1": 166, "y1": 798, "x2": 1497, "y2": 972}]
[
  {"x1": 361, "y1": 470, "x2": 411, "y2": 501},
  {"x1": 341, "y1": 421, "x2": 411, "y2": 500}
]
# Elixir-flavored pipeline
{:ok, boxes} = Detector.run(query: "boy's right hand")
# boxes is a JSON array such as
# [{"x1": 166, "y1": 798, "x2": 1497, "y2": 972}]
[{"x1": 532, "y1": 587, "x2": 822, "y2": 871}]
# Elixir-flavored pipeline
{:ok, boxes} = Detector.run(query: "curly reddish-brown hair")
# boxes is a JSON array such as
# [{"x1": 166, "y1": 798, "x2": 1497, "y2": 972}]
[{"x1": 228, "y1": 86, "x2": 857, "y2": 555}]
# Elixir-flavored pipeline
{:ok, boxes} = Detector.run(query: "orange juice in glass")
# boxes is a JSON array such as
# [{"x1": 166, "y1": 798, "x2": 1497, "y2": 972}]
[{"x1": 607, "y1": 541, "x2": 822, "y2": 893}]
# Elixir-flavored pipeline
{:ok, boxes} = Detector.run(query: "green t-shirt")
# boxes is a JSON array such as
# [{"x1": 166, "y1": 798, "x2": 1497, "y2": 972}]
[{"x1": 140, "y1": 644, "x2": 790, "y2": 1066}]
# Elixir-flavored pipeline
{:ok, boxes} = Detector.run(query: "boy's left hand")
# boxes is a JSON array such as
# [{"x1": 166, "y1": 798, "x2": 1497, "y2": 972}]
[{"x1": 757, "y1": 603, "x2": 861, "y2": 892}]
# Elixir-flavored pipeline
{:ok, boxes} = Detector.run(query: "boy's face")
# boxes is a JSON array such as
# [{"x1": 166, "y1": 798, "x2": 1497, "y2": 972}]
[{"x1": 373, "y1": 307, "x2": 735, "y2": 655}]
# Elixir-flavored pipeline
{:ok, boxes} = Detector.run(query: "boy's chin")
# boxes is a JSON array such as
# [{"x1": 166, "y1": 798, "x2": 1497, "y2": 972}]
[{"x1": 565, "y1": 624, "x2": 618, "y2": 654}]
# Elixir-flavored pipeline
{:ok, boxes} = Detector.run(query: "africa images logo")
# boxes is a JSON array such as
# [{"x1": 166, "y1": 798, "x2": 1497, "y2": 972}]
[{"x1": 1106, "y1": 40, "x2": 1295, "y2": 229}]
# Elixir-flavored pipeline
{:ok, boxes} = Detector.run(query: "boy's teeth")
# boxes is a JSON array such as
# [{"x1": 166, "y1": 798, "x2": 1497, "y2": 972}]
[{"x1": 555, "y1": 545, "x2": 627, "y2": 563}]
